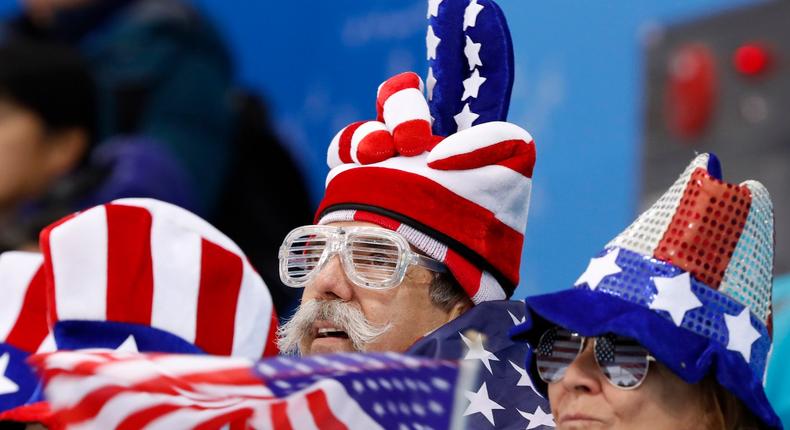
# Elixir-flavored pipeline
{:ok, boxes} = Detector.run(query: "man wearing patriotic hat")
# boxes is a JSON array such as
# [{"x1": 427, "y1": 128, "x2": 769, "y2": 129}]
[
  {"x1": 277, "y1": 0, "x2": 533, "y2": 356},
  {"x1": 276, "y1": 1, "x2": 554, "y2": 427}
]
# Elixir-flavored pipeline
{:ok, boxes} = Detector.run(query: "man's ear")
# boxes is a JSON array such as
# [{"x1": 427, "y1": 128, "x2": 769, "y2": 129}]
[
  {"x1": 446, "y1": 297, "x2": 473, "y2": 323},
  {"x1": 42, "y1": 128, "x2": 89, "y2": 178}
]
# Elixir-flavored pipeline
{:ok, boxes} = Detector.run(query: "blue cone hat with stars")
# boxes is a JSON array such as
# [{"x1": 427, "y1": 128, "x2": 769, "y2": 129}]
[{"x1": 511, "y1": 153, "x2": 781, "y2": 428}]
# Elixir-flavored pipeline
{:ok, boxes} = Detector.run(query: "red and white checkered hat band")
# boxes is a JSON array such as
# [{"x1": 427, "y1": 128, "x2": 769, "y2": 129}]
[
  {"x1": 0, "y1": 252, "x2": 52, "y2": 354},
  {"x1": 40, "y1": 198, "x2": 278, "y2": 358},
  {"x1": 318, "y1": 209, "x2": 506, "y2": 304}
]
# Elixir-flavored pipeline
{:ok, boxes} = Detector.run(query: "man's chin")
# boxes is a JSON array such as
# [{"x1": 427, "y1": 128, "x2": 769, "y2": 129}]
[{"x1": 304, "y1": 336, "x2": 358, "y2": 355}]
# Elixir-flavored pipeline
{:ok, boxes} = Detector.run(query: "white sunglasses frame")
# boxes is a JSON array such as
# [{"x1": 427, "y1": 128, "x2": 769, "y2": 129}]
[{"x1": 278, "y1": 225, "x2": 446, "y2": 290}]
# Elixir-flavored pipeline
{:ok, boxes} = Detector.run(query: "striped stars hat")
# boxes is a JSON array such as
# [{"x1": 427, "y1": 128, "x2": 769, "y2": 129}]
[
  {"x1": 39, "y1": 198, "x2": 279, "y2": 359},
  {"x1": 0, "y1": 252, "x2": 55, "y2": 425},
  {"x1": 317, "y1": 0, "x2": 532, "y2": 303},
  {"x1": 511, "y1": 153, "x2": 781, "y2": 428}
]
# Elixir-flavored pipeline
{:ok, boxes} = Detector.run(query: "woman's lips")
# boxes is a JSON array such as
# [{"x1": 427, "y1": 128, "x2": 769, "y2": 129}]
[{"x1": 559, "y1": 413, "x2": 603, "y2": 425}]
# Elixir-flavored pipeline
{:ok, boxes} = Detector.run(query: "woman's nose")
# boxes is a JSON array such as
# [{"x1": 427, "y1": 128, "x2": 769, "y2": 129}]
[{"x1": 560, "y1": 341, "x2": 603, "y2": 394}]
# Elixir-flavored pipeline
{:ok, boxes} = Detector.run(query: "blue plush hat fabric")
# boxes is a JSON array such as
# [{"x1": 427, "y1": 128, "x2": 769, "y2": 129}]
[{"x1": 427, "y1": 0, "x2": 514, "y2": 136}]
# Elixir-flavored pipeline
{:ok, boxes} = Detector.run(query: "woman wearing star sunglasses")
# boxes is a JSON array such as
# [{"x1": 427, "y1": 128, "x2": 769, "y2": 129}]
[{"x1": 512, "y1": 154, "x2": 781, "y2": 429}]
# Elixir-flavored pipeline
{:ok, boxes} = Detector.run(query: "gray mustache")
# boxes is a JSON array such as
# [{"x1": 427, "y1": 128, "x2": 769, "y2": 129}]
[{"x1": 276, "y1": 299, "x2": 391, "y2": 355}]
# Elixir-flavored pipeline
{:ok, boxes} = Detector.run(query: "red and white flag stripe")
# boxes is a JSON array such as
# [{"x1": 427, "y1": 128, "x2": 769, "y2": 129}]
[{"x1": 33, "y1": 351, "x2": 388, "y2": 430}]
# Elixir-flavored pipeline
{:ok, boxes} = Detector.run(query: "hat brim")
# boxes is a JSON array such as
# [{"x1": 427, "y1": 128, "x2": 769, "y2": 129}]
[{"x1": 510, "y1": 288, "x2": 782, "y2": 429}]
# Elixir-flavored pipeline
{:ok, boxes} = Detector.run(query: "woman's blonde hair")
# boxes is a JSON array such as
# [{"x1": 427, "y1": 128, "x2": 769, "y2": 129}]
[{"x1": 699, "y1": 375, "x2": 766, "y2": 430}]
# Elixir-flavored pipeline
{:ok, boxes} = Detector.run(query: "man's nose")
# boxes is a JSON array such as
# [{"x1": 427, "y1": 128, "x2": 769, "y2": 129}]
[
  {"x1": 560, "y1": 342, "x2": 603, "y2": 394},
  {"x1": 303, "y1": 255, "x2": 354, "y2": 301}
]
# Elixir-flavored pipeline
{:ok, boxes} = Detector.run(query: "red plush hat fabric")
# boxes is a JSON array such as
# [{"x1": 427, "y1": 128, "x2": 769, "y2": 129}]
[{"x1": 316, "y1": 72, "x2": 535, "y2": 302}]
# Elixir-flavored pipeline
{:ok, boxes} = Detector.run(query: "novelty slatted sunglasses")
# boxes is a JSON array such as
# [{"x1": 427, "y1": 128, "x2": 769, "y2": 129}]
[{"x1": 279, "y1": 225, "x2": 446, "y2": 290}]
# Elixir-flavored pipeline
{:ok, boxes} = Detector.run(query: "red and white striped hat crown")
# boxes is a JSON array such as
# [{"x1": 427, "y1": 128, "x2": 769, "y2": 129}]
[
  {"x1": 39, "y1": 198, "x2": 278, "y2": 358},
  {"x1": 317, "y1": 72, "x2": 535, "y2": 302},
  {"x1": 0, "y1": 252, "x2": 52, "y2": 355}
]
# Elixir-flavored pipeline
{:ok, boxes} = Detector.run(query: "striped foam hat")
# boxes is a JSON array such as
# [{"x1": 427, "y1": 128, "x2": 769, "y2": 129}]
[
  {"x1": 40, "y1": 198, "x2": 279, "y2": 359},
  {"x1": 0, "y1": 252, "x2": 54, "y2": 424},
  {"x1": 316, "y1": 0, "x2": 532, "y2": 303},
  {"x1": 512, "y1": 153, "x2": 781, "y2": 428}
]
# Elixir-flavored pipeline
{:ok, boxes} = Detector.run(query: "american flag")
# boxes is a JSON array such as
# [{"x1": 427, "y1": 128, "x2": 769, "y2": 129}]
[
  {"x1": 407, "y1": 300, "x2": 554, "y2": 429},
  {"x1": 30, "y1": 350, "x2": 471, "y2": 429},
  {"x1": 29, "y1": 302, "x2": 553, "y2": 429}
]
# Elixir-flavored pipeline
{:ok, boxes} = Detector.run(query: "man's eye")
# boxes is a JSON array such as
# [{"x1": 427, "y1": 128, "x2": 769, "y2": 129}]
[
  {"x1": 370, "y1": 253, "x2": 392, "y2": 266},
  {"x1": 352, "y1": 249, "x2": 396, "y2": 270}
]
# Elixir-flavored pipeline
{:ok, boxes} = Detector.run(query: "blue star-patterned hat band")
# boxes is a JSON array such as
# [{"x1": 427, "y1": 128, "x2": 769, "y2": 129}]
[{"x1": 511, "y1": 153, "x2": 782, "y2": 429}]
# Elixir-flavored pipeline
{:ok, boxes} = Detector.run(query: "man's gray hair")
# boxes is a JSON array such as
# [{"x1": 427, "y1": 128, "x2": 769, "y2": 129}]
[{"x1": 428, "y1": 270, "x2": 471, "y2": 312}]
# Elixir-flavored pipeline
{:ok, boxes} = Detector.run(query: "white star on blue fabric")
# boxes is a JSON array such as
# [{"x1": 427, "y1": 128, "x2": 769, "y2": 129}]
[
  {"x1": 518, "y1": 405, "x2": 556, "y2": 429},
  {"x1": 574, "y1": 248, "x2": 622, "y2": 290},
  {"x1": 508, "y1": 310, "x2": 526, "y2": 326},
  {"x1": 115, "y1": 335, "x2": 140, "y2": 353},
  {"x1": 462, "y1": 68, "x2": 487, "y2": 100},
  {"x1": 463, "y1": 382, "x2": 504, "y2": 425},
  {"x1": 427, "y1": 25, "x2": 441, "y2": 60},
  {"x1": 464, "y1": 35, "x2": 482, "y2": 70},
  {"x1": 649, "y1": 272, "x2": 703, "y2": 326},
  {"x1": 454, "y1": 103, "x2": 479, "y2": 130},
  {"x1": 460, "y1": 331, "x2": 499, "y2": 374},
  {"x1": 509, "y1": 360, "x2": 537, "y2": 391},
  {"x1": 463, "y1": 0, "x2": 485, "y2": 30},
  {"x1": 427, "y1": 0, "x2": 443, "y2": 18},
  {"x1": 724, "y1": 308, "x2": 761, "y2": 363},
  {"x1": 0, "y1": 353, "x2": 20, "y2": 395},
  {"x1": 427, "y1": 67, "x2": 437, "y2": 101}
]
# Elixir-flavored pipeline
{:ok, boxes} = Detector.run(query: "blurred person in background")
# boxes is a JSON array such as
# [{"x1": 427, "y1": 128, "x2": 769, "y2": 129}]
[
  {"x1": 3, "y1": 0, "x2": 233, "y2": 216},
  {"x1": 1, "y1": 0, "x2": 314, "y2": 316},
  {"x1": 0, "y1": 38, "x2": 197, "y2": 253},
  {"x1": 0, "y1": 39, "x2": 95, "y2": 250}
]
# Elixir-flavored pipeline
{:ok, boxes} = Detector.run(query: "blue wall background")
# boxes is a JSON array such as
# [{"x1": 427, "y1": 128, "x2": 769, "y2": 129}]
[{"x1": 0, "y1": 0, "x2": 756, "y2": 298}]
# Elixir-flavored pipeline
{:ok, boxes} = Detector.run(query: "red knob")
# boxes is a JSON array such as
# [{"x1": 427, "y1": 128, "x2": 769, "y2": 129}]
[
  {"x1": 733, "y1": 43, "x2": 772, "y2": 77},
  {"x1": 665, "y1": 43, "x2": 717, "y2": 140}
]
